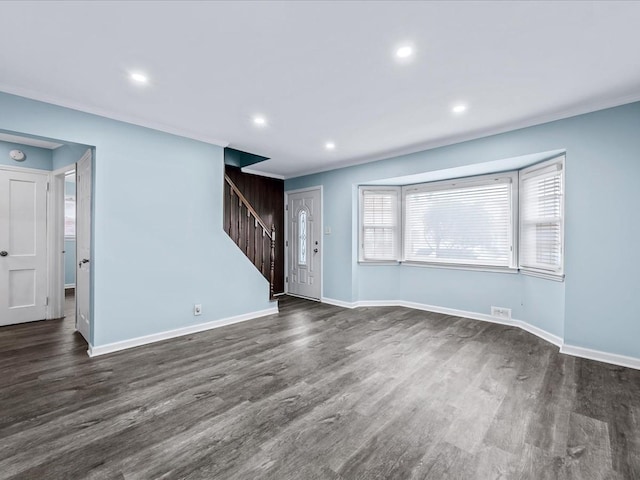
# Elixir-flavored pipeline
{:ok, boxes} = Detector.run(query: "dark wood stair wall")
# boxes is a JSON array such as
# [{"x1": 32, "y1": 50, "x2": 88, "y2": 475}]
[{"x1": 223, "y1": 166, "x2": 285, "y2": 295}]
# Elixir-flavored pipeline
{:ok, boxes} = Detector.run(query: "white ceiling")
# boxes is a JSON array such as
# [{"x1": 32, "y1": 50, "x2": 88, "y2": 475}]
[
  {"x1": 1, "y1": 1, "x2": 639, "y2": 179},
  {"x1": 0, "y1": 132, "x2": 62, "y2": 150}
]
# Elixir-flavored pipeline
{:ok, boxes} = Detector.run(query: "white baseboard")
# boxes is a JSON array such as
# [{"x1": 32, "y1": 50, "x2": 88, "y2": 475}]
[
  {"x1": 324, "y1": 296, "x2": 526, "y2": 326},
  {"x1": 65, "y1": 284, "x2": 76, "y2": 289},
  {"x1": 560, "y1": 344, "x2": 640, "y2": 370},
  {"x1": 515, "y1": 319, "x2": 563, "y2": 347},
  {"x1": 88, "y1": 305, "x2": 279, "y2": 357},
  {"x1": 321, "y1": 297, "x2": 358, "y2": 309},
  {"x1": 398, "y1": 300, "x2": 517, "y2": 327},
  {"x1": 321, "y1": 297, "x2": 609, "y2": 364}
]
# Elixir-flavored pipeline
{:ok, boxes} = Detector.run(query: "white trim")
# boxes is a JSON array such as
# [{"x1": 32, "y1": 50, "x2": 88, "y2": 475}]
[
  {"x1": 240, "y1": 167, "x2": 285, "y2": 180},
  {"x1": 516, "y1": 319, "x2": 563, "y2": 347},
  {"x1": 358, "y1": 186, "x2": 401, "y2": 262},
  {"x1": 65, "y1": 283, "x2": 76, "y2": 289},
  {"x1": 284, "y1": 185, "x2": 323, "y2": 301},
  {"x1": 87, "y1": 305, "x2": 279, "y2": 357},
  {"x1": 321, "y1": 297, "x2": 564, "y2": 348},
  {"x1": 285, "y1": 185, "x2": 325, "y2": 195},
  {"x1": 321, "y1": 297, "x2": 640, "y2": 369},
  {"x1": 287, "y1": 292, "x2": 321, "y2": 302},
  {"x1": 321, "y1": 297, "x2": 358, "y2": 309},
  {"x1": 400, "y1": 261, "x2": 519, "y2": 275},
  {"x1": 560, "y1": 344, "x2": 640, "y2": 370},
  {"x1": 51, "y1": 164, "x2": 76, "y2": 176},
  {"x1": 397, "y1": 300, "x2": 518, "y2": 327},
  {"x1": 519, "y1": 155, "x2": 565, "y2": 277},
  {"x1": 0, "y1": 164, "x2": 50, "y2": 174}
]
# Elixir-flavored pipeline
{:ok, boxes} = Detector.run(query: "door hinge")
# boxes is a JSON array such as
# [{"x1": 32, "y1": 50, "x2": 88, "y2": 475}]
[
  {"x1": 286, "y1": 276, "x2": 288, "y2": 283},
  {"x1": 46, "y1": 182, "x2": 50, "y2": 192},
  {"x1": 285, "y1": 204, "x2": 288, "y2": 211},
  {"x1": 285, "y1": 240, "x2": 288, "y2": 247},
  {"x1": 45, "y1": 296, "x2": 49, "y2": 306}
]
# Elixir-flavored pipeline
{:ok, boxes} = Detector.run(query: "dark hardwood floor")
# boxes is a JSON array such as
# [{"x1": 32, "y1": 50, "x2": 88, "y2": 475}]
[{"x1": 1, "y1": 295, "x2": 639, "y2": 479}]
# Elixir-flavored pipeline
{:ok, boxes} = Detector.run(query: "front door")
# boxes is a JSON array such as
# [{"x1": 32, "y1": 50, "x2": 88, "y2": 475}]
[
  {"x1": 0, "y1": 167, "x2": 48, "y2": 326},
  {"x1": 287, "y1": 188, "x2": 322, "y2": 300},
  {"x1": 75, "y1": 150, "x2": 92, "y2": 343}
]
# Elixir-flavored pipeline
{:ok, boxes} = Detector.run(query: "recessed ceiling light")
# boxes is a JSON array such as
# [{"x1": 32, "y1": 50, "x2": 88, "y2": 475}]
[
  {"x1": 452, "y1": 104, "x2": 467, "y2": 114},
  {"x1": 325, "y1": 142, "x2": 336, "y2": 150},
  {"x1": 395, "y1": 45, "x2": 414, "y2": 59},
  {"x1": 130, "y1": 72, "x2": 148, "y2": 84},
  {"x1": 253, "y1": 115, "x2": 267, "y2": 126}
]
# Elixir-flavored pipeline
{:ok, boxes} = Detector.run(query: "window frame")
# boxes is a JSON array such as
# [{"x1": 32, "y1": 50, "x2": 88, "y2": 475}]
[
  {"x1": 357, "y1": 158, "x2": 565, "y2": 281},
  {"x1": 518, "y1": 155, "x2": 565, "y2": 280},
  {"x1": 401, "y1": 172, "x2": 519, "y2": 270},
  {"x1": 358, "y1": 186, "x2": 402, "y2": 263}
]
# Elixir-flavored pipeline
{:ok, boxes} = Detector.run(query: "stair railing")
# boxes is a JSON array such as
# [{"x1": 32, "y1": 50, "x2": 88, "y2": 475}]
[{"x1": 224, "y1": 174, "x2": 276, "y2": 298}]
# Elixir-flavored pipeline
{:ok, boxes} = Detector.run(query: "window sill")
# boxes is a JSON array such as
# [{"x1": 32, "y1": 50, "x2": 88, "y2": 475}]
[
  {"x1": 358, "y1": 260, "x2": 565, "y2": 281},
  {"x1": 401, "y1": 261, "x2": 518, "y2": 275},
  {"x1": 358, "y1": 260, "x2": 401, "y2": 266}
]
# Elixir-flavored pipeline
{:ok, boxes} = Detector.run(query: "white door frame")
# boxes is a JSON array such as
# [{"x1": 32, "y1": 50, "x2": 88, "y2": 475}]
[
  {"x1": 284, "y1": 185, "x2": 323, "y2": 300},
  {"x1": 48, "y1": 163, "x2": 77, "y2": 320}
]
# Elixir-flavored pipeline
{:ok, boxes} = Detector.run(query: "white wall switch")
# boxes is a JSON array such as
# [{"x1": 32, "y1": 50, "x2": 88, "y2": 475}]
[
  {"x1": 194, "y1": 304, "x2": 202, "y2": 316},
  {"x1": 325, "y1": 226, "x2": 332, "y2": 235}
]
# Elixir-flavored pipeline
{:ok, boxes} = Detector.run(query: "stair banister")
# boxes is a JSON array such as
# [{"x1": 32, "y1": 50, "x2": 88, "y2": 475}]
[{"x1": 224, "y1": 174, "x2": 276, "y2": 298}]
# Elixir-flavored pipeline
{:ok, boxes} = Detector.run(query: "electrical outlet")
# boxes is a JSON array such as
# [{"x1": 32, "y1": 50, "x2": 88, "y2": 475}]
[
  {"x1": 491, "y1": 306, "x2": 511, "y2": 320},
  {"x1": 194, "y1": 304, "x2": 202, "y2": 316}
]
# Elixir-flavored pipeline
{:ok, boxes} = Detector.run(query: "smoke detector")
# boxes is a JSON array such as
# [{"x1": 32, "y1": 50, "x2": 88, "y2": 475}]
[{"x1": 9, "y1": 149, "x2": 26, "y2": 162}]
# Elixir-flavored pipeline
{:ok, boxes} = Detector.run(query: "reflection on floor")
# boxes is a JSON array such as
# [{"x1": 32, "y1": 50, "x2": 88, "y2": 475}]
[
  {"x1": 1, "y1": 295, "x2": 639, "y2": 478},
  {"x1": 64, "y1": 288, "x2": 75, "y2": 325}
]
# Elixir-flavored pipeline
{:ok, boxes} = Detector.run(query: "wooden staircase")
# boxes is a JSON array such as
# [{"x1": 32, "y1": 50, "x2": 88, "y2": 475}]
[{"x1": 224, "y1": 174, "x2": 276, "y2": 298}]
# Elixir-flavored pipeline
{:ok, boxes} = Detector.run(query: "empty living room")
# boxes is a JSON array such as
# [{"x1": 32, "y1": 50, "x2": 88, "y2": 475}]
[{"x1": 1, "y1": 1, "x2": 640, "y2": 478}]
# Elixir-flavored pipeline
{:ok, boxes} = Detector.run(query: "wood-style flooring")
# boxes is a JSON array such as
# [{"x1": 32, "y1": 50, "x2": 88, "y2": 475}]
[{"x1": 1, "y1": 295, "x2": 639, "y2": 479}]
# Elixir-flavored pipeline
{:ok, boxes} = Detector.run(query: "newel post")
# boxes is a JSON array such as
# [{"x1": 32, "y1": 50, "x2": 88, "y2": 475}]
[{"x1": 269, "y1": 225, "x2": 276, "y2": 299}]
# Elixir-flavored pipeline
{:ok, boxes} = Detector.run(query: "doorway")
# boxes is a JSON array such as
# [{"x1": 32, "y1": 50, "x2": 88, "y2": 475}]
[
  {"x1": 51, "y1": 148, "x2": 92, "y2": 344},
  {"x1": 0, "y1": 131, "x2": 93, "y2": 348},
  {"x1": 286, "y1": 187, "x2": 322, "y2": 300}
]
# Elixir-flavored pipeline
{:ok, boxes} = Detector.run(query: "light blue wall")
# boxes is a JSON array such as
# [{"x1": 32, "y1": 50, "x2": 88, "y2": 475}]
[
  {"x1": 53, "y1": 143, "x2": 88, "y2": 170},
  {"x1": 0, "y1": 140, "x2": 52, "y2": 170},
  {"x1": 286, "y1": 101, "x2": 640, "y2": 359},
  {"x1": 0, "y1": 91, "x2": 273, "y2": 347}
]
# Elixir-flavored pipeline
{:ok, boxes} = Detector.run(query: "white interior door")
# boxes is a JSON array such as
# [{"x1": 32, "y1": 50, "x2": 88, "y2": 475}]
[
  {"x1": 76, "y1": 150, "x2": 92, "y2": 342},
  {"x1": 287, "y1": 188, "x2": 322, "y2": 300},
  {"x1": 0, "y1": 167, "x2": 48, "y2": 326}
]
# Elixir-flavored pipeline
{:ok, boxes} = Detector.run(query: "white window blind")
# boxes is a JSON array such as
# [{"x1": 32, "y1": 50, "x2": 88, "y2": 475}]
[
  {"x1": 360, "y1": 187, "x2": 400, "y2": 261},
  {"x1": 519, "y1": 157, "x2": 564, "y2": 276},
  {"x1": 403, "y1": 174, "x2": 515, "y2": 267}
]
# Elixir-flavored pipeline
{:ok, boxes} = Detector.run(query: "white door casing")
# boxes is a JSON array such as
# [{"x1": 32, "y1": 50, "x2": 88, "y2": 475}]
[
  {"x1": 0, "y1": 167, "x2": 48, "y2": 326},
  {"x1": 76, "y1": 150, "x2": 92, "y2": 342},
  {"x1": 287, "y1": 188, "x2": 322, "y2": 300}
]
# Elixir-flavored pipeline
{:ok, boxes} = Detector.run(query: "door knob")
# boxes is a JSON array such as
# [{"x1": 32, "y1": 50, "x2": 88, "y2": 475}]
[
  {"x1": 314, "y1": 248, "x2": 319, "y2": 253},
  {"x1": 79, "y1": 258, "x2": 89, "y2": 267},
  {"x1": 0, "y1": 251, "x2": 7, "y2": 257}
]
